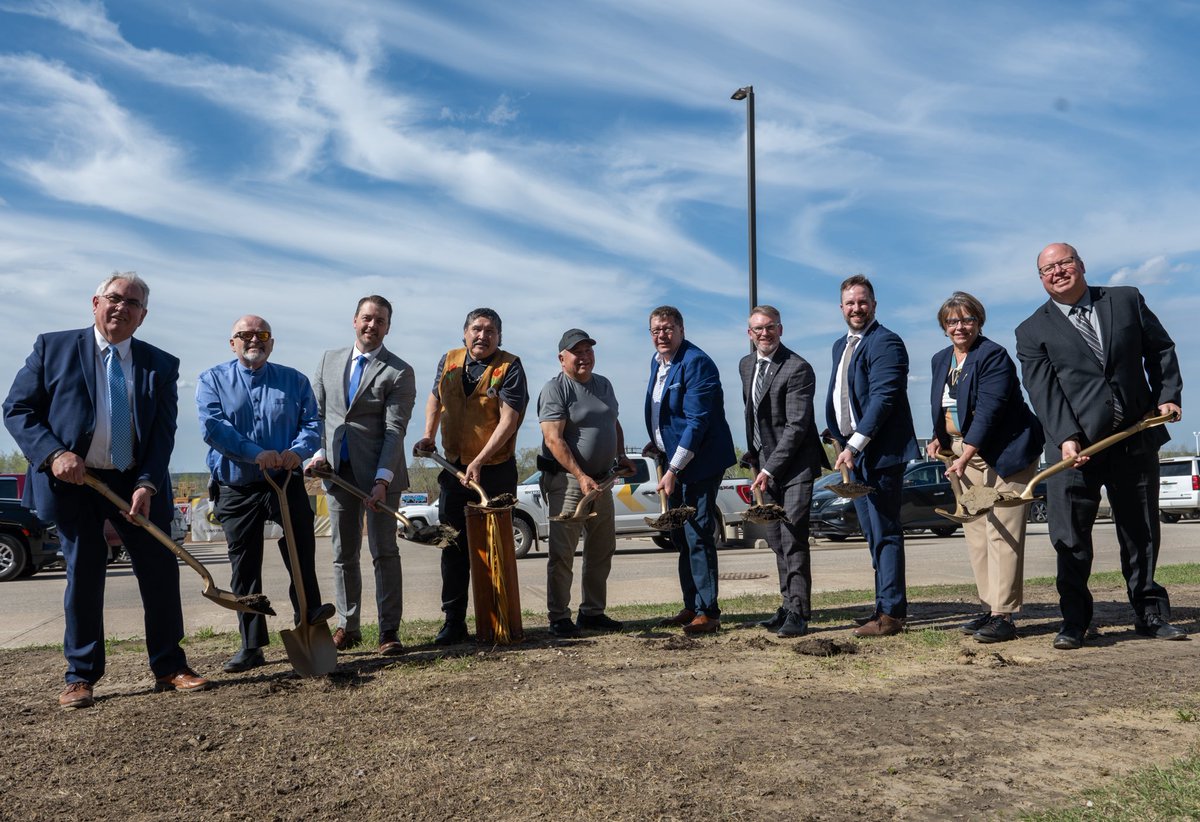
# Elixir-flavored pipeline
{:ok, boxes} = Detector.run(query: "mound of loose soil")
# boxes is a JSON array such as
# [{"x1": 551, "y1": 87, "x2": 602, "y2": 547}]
[{"x1": 2, "y1": 582, "x2": 1199, "y2": 820}]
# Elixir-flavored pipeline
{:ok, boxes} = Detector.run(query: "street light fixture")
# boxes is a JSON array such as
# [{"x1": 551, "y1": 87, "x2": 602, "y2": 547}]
[{"x1": 731, "y1": 85, "x2": 757, "y2": 315}]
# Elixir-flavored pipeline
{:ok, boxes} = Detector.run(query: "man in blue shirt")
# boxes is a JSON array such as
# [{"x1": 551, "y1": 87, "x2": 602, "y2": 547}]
[{"x1": 197, "y1": 314, "x2": 333, "y2": 672}]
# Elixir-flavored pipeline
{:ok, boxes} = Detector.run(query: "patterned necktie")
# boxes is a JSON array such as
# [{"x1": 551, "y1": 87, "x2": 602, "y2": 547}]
[
  {"x1": 751, "y1": 359, "x2": 769, "y2": 450},
  {"x1": 1070, "y1": 305, "x2": 1123, "y2": 428},
  {"x1": 838, "y1": 336, "x2": 860, "y2": 437},
  {"x1": 106, "y1": 346, "x2": 133, "y2": 471},
  {"x1": 1070, "y1": 305, "x2": 1104, "y2": 365},
  {"x1": 340, "y1": 355, "x2": 368, "y2": 462}
]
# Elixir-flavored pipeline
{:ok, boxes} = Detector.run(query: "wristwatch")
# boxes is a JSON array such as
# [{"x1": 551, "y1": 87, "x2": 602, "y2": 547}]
[{"x1": 846, "y1": 444, "x2": 861, "y2": 457}]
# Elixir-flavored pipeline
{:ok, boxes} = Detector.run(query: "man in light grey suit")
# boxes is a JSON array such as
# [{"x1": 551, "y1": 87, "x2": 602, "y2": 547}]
[
  {"x1": 739, "y1": 305, "x2": 828, "y2": 638},
  {"x1": 308, "y1": 296, "x2": 417, "y2": 655}
]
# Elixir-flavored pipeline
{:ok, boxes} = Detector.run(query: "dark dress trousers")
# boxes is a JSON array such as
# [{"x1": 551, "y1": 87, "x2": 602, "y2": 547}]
[
  {"x1": 824, "y1": 322, "x2": 919, "y2": 618},
  {"x1": 3, "y1": 328, "x2": 186, "y2": 684},
  {"x1": 740, "y1": 344, "x2": 828, "y2": 618},
  {"x1": 1015, "y1": 285, "x2": 1182, "y2": 630}
]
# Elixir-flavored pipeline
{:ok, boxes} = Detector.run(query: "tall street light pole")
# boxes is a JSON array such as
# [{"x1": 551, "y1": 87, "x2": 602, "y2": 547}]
[{"x1": 731, "y1": 85, "x2": 757, "y2": 316}]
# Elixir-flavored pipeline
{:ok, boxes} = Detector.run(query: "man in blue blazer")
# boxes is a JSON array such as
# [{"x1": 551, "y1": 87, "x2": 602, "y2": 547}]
[
  {"x1": 644, "y1": 306, "x2": 736, "y2": 634},
  {"x1": 3, "y1": 273, "x2": 208, "y2": 709},
  {"x1": 1016, "y1": 242, "x2": 1185, "y2": 649},
  {"x1": 825, "y1": 275, "x2": 919, "y2": 636}
]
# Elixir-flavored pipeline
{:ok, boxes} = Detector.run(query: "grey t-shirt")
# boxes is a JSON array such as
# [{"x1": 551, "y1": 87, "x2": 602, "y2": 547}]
[{"x1": 537, "y1": 372, "x2": 620, "y2": 477}]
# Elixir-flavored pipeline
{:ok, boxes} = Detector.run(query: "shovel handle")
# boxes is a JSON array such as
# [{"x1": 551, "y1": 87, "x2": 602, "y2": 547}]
[
  {"x1": 263, "y1": 470, "x2": 310, "y2": 617},
  {"x1": 839, "y1": 464, "x2": 851, "y2": 484},
  {"x1": 82, "y1": 473, "x2": 213, "y2": 583},
  {"x1": 309, "y1": 465, "x2": 418, "y2": 529},
  {"x1": 414, "y1": 449, "x2": 491, "y2": 506},
  {"x1": 1019, "y1": 412, "x2": 1174, "y2": 497},
  {"x1": 652, "y1": 462, "x2": 669, "y2": 515},
  {"x1": 752, "y1": 486, "x2": 765, "y2": 507}
]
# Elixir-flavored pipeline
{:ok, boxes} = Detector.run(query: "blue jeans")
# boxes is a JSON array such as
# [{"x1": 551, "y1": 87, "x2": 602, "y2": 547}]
[
  {"x1": 851, "y1": 462, "x2": 907, "y2": 618},
  {"x1": 669, "y1": 475, "x2": 721, "y2": 618}
]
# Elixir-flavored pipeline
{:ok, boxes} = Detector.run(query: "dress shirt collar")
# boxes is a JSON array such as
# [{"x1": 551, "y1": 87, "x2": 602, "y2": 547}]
[
  {"x1": 845, "y1": 319, "x2": 875, "y2": 341},
  {"x1": 353, "y1": 344, "x2": 381, "y2": 360},
  {"x1": 93, "y1": 327, "x2": 132, "y2": 360}
]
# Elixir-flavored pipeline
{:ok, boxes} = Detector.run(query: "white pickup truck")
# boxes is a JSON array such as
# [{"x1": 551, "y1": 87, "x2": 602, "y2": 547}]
[
  {"x1": 398, "y1": 453, "x2": 754, "y2": 558},
  {"x1": 512, "y1": 452, "x2": 753, "y2": 557}
]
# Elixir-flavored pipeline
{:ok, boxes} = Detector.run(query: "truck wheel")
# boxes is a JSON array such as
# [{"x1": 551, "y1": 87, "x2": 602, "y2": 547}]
[
  {"x1": 712, "y1": 513, "x2": 726, "y2": 548},
  {"x1": 512, "y1": 515, "x2": 535, "y2": 558},
  {"x1": 652, "y1": 534, "x2": 675, "y2": 550},
  {"x1": 1028, "y1": 500, "x2": 1048, "y2": 523},
  {"x1": 931, "y1": 525, "x2": 958, "y2": 538},
  {"x1": 0, "y1": 534, "x2": 29, "y2": 582},
  {"x1": 1160, "y1": 511, "x2": 1181, "y2": 524}
]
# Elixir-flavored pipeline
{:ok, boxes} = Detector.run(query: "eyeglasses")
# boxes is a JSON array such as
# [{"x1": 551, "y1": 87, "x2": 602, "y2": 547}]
[
  {"x1": 748, "y1": 323, "x2": 780, "y2": 335},
  {"x1": 232, "y1": 330, "x2": 272, "y2": 342},
  {"x1": 1039, "y1": 256, "x2": 1078, "y2": 277},
  {"x1": 101, "y1": 293, "x2": 145, "y2": 310},
  {"x1": 945, "y1": 317, "x2": 978, "y2": 328},
  {"x1": 649, "y1": 325, "x2": 677, "y2": 337}
]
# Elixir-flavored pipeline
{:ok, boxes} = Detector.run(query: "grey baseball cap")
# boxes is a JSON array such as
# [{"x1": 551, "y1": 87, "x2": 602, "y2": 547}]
[{"x1": 558, "y1": 328, "x2": 596, "y2": 352}]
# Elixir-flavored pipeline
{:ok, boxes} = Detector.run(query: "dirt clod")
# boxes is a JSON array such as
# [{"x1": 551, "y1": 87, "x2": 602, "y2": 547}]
[{"x1": 793, "y1": 637, "x2": 858, "y2": 656}]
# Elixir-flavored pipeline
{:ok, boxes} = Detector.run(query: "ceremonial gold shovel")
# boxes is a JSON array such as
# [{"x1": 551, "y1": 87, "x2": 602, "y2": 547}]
[
  {"x1": 549, "y1": 465, "x2": 635, "y2": 525},
  {"x1": 264, "y1": 470, "x2": 337, "y2": 677},
  {"x1": 744, "y1": 487, "x2": 791, "y2": 525},
  {"x1": 827, "y1": 465, "x2": 874, "y2": 500},
  {"x1": 643, "y1": 462, "x2": 696, "y2": 531},
  {"x1": 960, "y1": 412, "x2": 1175, "y2": 517},
  {"x1": 308, "y1": 465, "x2": 456, "y2": 548},
  {"x1": 83, "y1": 473, "x2": 275, "y2": 616},
  {"x1": 932, "y1": 451, "x2": 982, "y2": 524}
]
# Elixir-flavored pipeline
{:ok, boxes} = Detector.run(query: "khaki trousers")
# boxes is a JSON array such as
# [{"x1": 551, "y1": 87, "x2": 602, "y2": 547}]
[
  {"x1": 540, "y1": 471, "x2": 617, "y2": 622},
  {"x1": 951, "y1": 438, "x2": 1037, "y2": 614}
]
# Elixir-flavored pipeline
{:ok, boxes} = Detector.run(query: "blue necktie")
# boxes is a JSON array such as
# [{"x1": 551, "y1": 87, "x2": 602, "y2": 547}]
[
  {"x1": 340, "y1": 355, "x2": 367, "y2": 462},
  {"x1": 106, "y1": 346, "x2": 133, "y2": 471}
]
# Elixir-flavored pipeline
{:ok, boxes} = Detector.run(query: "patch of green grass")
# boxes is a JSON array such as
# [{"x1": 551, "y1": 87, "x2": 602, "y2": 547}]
[
  {"x1": 1023, "y1": 754, "x2": 1200, "y2": 821},
  {"x1": 1176, "y1": 708, "x2": 1197, "y2": 724},
  {"x1": 905, "y1": 627, "x2": 954, "y2": 650},
  {"x1": 1026, "y1": 563, "x2": 1200, "y2": 589}
]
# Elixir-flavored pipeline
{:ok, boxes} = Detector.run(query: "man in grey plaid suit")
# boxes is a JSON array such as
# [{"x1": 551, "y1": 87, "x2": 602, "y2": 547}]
[{"x1": 740, "y1": 305, "x2": 828, "y2": 637}]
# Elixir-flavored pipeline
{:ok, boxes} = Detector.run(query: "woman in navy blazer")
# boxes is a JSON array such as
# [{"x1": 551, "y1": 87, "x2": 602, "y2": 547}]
[{"x1": 927, "y1": 292, "x2": 1044, "y2": 643}]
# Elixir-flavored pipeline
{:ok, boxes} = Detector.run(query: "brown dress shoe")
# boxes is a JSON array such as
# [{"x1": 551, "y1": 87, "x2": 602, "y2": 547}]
[
  {"x1": 377, "y1": 630, "x2": 405, "y2": 656},
  {"x1": 682, "y1": 614, "x2": 721, "y2": 635},
  {"x1": 852, "y1": 613, "x2": 905, "y2": 637},
  {"x1": 332, "y1": 627, "x2": 363, "y2": 651},
  {"x1": 659, "y1": 608, "x2": 697, "y2": 627},
  {"x1": 154, "y1": 667, "x2": 211, "y2": 693},
  {"x1": 59, "y1": 681, "x2": 94, "y2": 710}
]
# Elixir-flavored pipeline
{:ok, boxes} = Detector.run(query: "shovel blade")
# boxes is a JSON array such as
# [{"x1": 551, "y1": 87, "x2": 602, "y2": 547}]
[
  {"x1": 934, "y1": 506, "x2": 982, "y2": 524},
  {"x1": 280, "y1": 622, "x2": 337, "y2": 676},
  {"x1": 202, "y1": 588, "x2": 276, "y2": 616}
]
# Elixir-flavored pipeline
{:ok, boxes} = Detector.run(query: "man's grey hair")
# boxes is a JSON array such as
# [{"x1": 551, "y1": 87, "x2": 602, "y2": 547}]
[{"x1": 95, "y1": 271, "x2": 151, "y2": 308}]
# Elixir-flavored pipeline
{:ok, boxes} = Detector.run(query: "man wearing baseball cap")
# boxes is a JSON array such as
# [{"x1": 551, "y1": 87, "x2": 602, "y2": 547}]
[{"x1": 537, "y1": 329, "x2": 636, "y2": 637}]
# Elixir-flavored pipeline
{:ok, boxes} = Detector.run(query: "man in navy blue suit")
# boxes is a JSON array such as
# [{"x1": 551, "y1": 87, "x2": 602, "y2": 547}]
[
  {"x1": 643, "y1": 306, "x2": 736, "y2": 635},
  {"x1": 825, "y1": 275, "x2": 919, "y2": 637},
  {"x1": 4, "y1": 272, "x2": 208, "y2": 709}
]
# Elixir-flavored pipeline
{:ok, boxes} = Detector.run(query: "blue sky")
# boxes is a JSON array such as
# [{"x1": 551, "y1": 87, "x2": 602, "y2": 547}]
[{"x1": 2, "y1": 0, "x2": 1199, "y2": 472}]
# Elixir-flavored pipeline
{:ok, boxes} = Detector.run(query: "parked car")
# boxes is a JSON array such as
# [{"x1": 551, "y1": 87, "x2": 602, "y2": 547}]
[
  {"x1": 810, "y1": 460, "x2": 960, "y2": 541},
  {"x1": 1159, "y1": 456, "x2": 1200, "y2": 523},
  {"x1": 401, "y1": 453, "x2": 753, "y2": 558},
  {"x1": 0, "y1": 473, "x2": 61, "y2": 581},
  {"x1": 514, "y1": 452, "x2": 752, "y2": 558}
]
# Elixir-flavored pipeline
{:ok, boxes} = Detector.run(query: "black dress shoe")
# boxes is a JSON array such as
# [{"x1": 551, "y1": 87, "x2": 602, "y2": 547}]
[
  {"x1": 759, "y1": 607, "x2": 787, "y2": 630},
  {"x1": 222, "y1": 648, "x2": 265, "y2": 673},
  {"x1": 306, "y1": 603, "x2": 335, "y2": 625},
  {"x1": 576, "y1": 612, "x2": 624, "y2": 632},
  {"x1": 974, "y1": 615, "x2": 1017, "y2": 644},
  {"x1": 434, "y1": 620, "x2": 470, "y2": 646},
  {"x1": 1134, "y1": 614, "x2": 1188, "y2": 640},
  {"x1": 1052, "y1": 627, "x2": 1085, "y2": 650},
  {"x1": 549, "y1": 618, "x2": 582, "y2": 638},
  {"x1": 960, "y1": 612, "x2": 991, "y2": 635},
  {"x1": 776, "y1": 611, "x2": 808, "y2": 638}
]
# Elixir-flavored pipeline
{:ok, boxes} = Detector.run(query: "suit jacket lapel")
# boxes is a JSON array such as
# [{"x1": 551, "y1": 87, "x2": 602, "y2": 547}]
[
  {"x1": 77, "y1": 331, "x2": 98, "y2": 411},
  {"x1": 130, "y1": 338, "x2": 148, "y2": 444},
  {"x1": 348, "y1": 350, "x2": 385, "y2": 412},
  {"x1": 1091, "y1": 286, "x2": 1114, "y2": 371},
  {"x1": 1043, "y1": 299, "x2": 1105, "y2": 375}
]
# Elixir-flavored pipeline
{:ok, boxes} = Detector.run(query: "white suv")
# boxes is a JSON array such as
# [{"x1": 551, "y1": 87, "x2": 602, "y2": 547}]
[{"x1": 1159, "y1": 456, "x2": 1200, "y2": 523}]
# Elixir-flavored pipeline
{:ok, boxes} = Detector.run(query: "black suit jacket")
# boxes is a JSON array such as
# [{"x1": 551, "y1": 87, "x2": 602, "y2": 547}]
[
  {"x1": 930, "y1": 336, "x2": 1043, "y2": 479},
  {"x1": 740, "y1": 344, "x2": 827, "y2": 485},
  {"x1": 1015, "y1": 285, "x2": 1180, "y2": 457},
  {"x1": 3, "y1": 327, "x2": 178, "y2": 524}
]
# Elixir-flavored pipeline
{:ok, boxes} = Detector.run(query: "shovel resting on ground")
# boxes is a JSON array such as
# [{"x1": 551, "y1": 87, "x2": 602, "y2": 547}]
[
  {"x1": 643, "y1": 462, "x2": 696, "y2": 531},
  {"x1": 931, "y1": 451, "x2": 983, "y2": 524},
  {"x1": 549, "y1": 465, "x2": 636, "y2": 524},
  {"x1": 83, "y1": 473, "x2": 275, "y2": 616},
  {"x1": 827, "y1": 465, "x2": 874, "y2": 500},
  {"x1": 307, "y1": 465, "x2": 456, "y2": 548},
  {"x1": 959, "y1": 412, "x2": 1175, "y2": 518},
  {"x1": 264, "y1": 470, "x2": 337, "y2": 677}
]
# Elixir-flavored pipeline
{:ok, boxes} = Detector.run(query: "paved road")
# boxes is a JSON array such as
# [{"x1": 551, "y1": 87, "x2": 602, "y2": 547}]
[{"x1": 4, "y1": 519, "x2": 1200, "y2": 648}]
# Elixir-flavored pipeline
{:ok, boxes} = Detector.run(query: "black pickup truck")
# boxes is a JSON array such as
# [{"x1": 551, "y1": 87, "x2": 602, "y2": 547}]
[{"x1": 0, "y1": 473, "x2": 62, "y2": 581}]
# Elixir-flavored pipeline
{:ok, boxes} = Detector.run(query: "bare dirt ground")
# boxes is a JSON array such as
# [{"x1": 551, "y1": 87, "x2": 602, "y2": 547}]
[{"x1": 3, "y1": 581, "x2": 1199, "y2": 821}]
